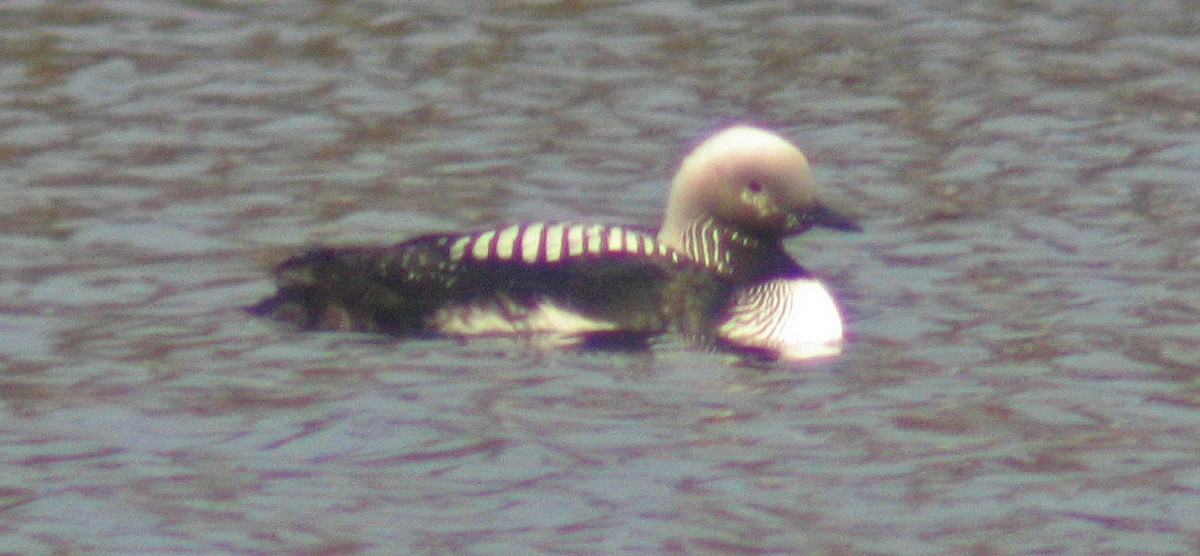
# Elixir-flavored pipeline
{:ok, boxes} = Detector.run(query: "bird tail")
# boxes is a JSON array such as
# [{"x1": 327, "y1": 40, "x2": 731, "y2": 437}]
[{"x1": 248, "y1": 248, "x2": 409, "y2": 334}]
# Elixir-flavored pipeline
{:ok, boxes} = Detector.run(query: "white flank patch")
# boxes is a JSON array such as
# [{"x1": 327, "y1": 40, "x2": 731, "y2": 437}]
[
  {"x1": 472, "y1": 230, "x2": 495, "y2": 260},
  {"x1": 624, "y1": 229, "x2": 641, "y2": 253},
  {"x1": 606, "y1": 227, "x2": 623, "y2": 253},
  {"x1": 449, "y1": 235, "x2": 470, "y2": 261},
  {"x1": 432, "y1": 298, "x2": 617, "y2": 338},
  {"x1": 584, "y1": 224, "x2": 604, "y2": 254},
  {"x1": 496, "y1": 225, "x2": 520, "y2": 260},
  {"x1": 453, "y1": 224, "x2": 672, "y2": 265},
  {"x1": 521, "y1": 222, "x2": 544, "y2": 263},
  {"x1": 567, "y1": 225, "x2": 585, "y2": 256},
  {"x1": 719, "y1": 278, "x2": 845, "y2": 360},
  {"x1": 544, "y1": 223, "x2": 565, "y2": 262}
]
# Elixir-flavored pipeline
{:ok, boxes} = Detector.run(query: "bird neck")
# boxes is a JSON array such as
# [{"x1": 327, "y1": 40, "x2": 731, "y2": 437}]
[{"x1": 660, "y1": 218, "x2": 806, "y2": 284}]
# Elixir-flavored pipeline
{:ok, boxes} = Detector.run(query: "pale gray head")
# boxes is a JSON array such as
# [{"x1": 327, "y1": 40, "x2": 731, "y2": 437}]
[{"x1": 657, "y1": 126, "x2": 858, "y2": 251}]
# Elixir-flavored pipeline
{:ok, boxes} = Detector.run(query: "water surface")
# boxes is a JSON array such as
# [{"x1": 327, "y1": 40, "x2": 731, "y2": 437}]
[{"x1": 4, "y1": 0, "x2": 1200, "y2": 553}]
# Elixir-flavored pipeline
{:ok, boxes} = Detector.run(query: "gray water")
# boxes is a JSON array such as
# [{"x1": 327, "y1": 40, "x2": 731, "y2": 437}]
[{"x1": 4, "y1": 1, "x2": 1200, "y2": 554}]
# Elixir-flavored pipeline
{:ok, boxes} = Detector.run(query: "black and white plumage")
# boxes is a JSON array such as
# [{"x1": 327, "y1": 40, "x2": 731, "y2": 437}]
[{"x1": 250, "y1": 125, "x2": 860, "y2": 360}]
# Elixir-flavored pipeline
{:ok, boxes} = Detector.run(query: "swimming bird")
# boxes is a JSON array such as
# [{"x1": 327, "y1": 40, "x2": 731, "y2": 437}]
[{"x1": 250, "y1": 125, "x2": 860, "y2": 360}]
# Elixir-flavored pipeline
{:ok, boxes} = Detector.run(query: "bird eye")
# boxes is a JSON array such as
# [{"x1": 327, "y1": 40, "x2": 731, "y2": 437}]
[{"x1": 747, "y1": 181, "x2": 763, "y2": 193}]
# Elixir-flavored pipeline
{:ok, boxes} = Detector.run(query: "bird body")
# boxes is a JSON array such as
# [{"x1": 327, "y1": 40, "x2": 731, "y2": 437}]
[{"x1": 251, "y1": 126, "x2": 859, "y2": 360}]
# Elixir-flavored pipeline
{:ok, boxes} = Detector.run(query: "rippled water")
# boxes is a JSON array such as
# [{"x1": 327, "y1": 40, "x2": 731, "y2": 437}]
[{"x1": 4, "y1": 1, "x2": 1200, "y2": 553}]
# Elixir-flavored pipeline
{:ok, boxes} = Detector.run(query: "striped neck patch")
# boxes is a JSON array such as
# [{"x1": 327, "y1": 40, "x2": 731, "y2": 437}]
[
  {"x1": 680, "y1": 219, "x2": 764, "y2": 276},
  {"x1": 448, "y1": 222, "x2": 682, "y2": 265}
]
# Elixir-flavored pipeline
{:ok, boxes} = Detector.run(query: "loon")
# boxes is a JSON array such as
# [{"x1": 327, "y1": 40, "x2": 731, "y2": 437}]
[{"x1": 250, "y1": 126, "x2": 860, "y2": 360}]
